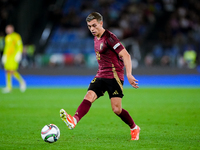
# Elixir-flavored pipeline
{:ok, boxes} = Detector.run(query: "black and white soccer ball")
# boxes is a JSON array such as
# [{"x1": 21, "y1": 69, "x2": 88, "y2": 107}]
[{"x1": 41, "y1": 124, "x2": 60, "y2": 143}]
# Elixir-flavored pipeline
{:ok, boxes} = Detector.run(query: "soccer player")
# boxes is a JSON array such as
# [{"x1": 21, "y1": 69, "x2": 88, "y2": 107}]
[
  {"x1": 60, "y1": 12, "x2": 140, "y2": 140},
  {"x1": 1, "y1": 24, "x2": 26, "y2": 93}
]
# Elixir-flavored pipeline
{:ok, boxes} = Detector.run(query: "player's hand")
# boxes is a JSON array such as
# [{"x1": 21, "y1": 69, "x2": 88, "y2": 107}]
[
  {"x1": 15, "y1": 52, "x2": 22, "y2": 62},
  {"x1": 2, "y1": 55, "x2": 6, "y2": 64},
  {"x1": 127, "y1": 74, "x2": 139, "y2": 89}
]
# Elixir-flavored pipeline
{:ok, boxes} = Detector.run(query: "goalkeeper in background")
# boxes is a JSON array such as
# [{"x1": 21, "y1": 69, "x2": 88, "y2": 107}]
[{"x1": 1, "y1": 24, "x2": 26, "y2": 93}]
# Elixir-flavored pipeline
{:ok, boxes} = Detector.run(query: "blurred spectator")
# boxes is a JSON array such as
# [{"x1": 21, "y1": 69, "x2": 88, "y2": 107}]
[
  {"x1": 144, "y1": 53, "x2": 154, "y2": 67},
  {"x1": 183, "y1": 45, "x2": 197, "y2": 69},
  {"x1": 0, "y1": 32, "x2": 4, "y2": 59},
  {"x1": 21, "y1": 43, "x2": 36, "y2": 68},
  {"x1": 2, "y1": 0, "x2": 199, "y2": 68},
  {"x1": 0, "y1": 0, "x2": 18, "y2": 33},
  {"x1": 144, "y1": 0, "x2": 200, "y2": 68},
  {"x1": 44, "y1": 0, "x2": 163, "y2": 68},
  {"x1": 49, "y1": 53, "x2": 65, "y2": 67},
  {"x1": 26, "y1": 44, "x2": 35, "y2": 66},
  {"x1": 162, "y1": 0, "x2": 176, "y2": 12}
]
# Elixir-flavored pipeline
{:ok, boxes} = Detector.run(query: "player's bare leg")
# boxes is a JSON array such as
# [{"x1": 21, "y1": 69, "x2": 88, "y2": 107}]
[
  {"x1": 2, "y1": 71, "x2": 12, "y2": 93},
  {"x1": 111, "y1": 97, "x2": 140, "y2": 140},
  {"x1": 13, "y1": 71, "x2": 26, "y2": 92}
]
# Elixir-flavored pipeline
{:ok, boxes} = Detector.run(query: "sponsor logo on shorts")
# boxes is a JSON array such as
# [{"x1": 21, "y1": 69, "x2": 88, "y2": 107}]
[{"x1": 113, "y1": 90, "x2": 119, "y2": 95}]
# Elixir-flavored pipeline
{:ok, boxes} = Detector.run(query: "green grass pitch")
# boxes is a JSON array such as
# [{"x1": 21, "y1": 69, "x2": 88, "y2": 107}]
[{"x1": 0, "y1": 88, "x2": 200, "y2": 150}]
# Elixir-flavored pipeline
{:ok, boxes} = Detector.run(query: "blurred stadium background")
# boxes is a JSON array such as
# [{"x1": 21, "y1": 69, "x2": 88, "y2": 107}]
[
  {"x1": 0, "y1": 0, "x2": 200, "y2": 87},
  {"x1": 1, "y1": 2, "x2": 200, "y2": 149}
]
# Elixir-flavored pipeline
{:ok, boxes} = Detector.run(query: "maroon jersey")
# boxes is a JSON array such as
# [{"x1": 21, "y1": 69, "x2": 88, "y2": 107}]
[{"x1": 94, "y1": 30, "x2": 125, "y2": 81}]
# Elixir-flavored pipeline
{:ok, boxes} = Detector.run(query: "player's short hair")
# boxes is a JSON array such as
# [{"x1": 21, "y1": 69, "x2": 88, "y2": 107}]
[
  {"x1": 6, "y1": 24, "x2": 14, "y2": 29},
  {"x1": 86, "y1": 12, "x2": 103, "y2": 22}
]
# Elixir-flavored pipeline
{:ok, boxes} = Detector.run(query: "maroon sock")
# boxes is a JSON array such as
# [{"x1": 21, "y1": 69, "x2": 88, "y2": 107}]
[
  {"x1": 117, "y1": 108, "x2": 136, "y2": 129},
  {"x1": 73, "y1": 99, "x2": 92, "y2": 123}
]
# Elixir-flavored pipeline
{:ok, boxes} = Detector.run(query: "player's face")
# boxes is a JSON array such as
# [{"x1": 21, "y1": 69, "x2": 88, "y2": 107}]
[
  {"x1": 87, "y1": 19, "x2": 103, "y2": 38},
  {"x1": 5, "y1": 25, "x2": 14, "y2": 34}
]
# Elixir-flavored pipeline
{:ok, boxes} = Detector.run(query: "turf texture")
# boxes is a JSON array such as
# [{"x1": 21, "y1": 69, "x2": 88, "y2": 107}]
[{"x1": 0, "y1": 88, "x2": 200, "y2": 150}]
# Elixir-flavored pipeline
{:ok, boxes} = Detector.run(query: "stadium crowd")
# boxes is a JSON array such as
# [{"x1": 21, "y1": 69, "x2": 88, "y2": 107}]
[
  {"x1": 0, "y1": 0, "x2": 200, "y2": 69},
  {"x1": 146, "y1": 0, "x2": 200, "y2": 68}
]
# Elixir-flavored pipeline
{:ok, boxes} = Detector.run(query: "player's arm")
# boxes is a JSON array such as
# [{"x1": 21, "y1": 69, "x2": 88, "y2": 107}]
[
  {"x1": 119, "y1": 49, "x2": 139, "y2": 89},
  {"x1": 16, "y1": 35, "x2": 23, "y2": 53},
  {"x1": 15, "y1": 35, "x2": 23, "y2": 62},
  {"x1": 1, "y1": 36, "x2": 10, "y2": 64}
]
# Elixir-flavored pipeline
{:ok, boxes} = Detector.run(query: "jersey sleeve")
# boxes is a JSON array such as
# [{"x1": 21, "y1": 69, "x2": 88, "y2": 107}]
[
  {"x1": 3, "y1": 35, "x2": 13, "y2": 56},
  {"x1": 107, "y1": 34, "x2": 125, "y2": 54},
  {"x1": 15, "y1": 34, "x2": 23, "y2": 53}
]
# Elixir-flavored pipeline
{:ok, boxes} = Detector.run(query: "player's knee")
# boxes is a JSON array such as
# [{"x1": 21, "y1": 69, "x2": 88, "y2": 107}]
[
  {"x1": 84, "y1": 90, "x2": 97, "y2": 103},
  {"x1": 112, "y1": 107, "x2": 121, "y2": 115}
]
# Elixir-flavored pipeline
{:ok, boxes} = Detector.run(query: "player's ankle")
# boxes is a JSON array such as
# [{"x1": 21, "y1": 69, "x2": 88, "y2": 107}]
[
  {"x1": 73, "y1": 116, "x2": 79, "y2": 124},
  {"x1": 131, "y1": 125, "x2": 137, "y2": 130}
]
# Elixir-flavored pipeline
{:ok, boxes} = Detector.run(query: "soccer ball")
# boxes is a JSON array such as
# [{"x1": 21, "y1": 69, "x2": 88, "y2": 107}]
[{"x1": 41, "y1": 124, "x2": 60, "y2": 143}]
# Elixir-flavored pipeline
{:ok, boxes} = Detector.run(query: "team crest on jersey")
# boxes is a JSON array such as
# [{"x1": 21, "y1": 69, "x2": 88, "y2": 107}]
[{"x1": 100, "y1": 42, "x2": 103, "y2": 50}]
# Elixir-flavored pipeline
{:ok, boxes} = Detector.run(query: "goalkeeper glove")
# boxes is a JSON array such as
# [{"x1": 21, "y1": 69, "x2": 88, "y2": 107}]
[
  {"x1": 2, "y1": 55, "x2": 7, "y2": 64},
  {"x1": 15, "y1": 52, "x2": 22, "y2": 62}
]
